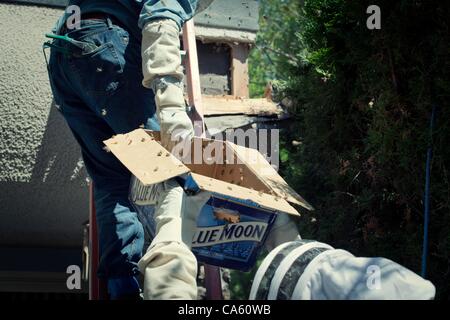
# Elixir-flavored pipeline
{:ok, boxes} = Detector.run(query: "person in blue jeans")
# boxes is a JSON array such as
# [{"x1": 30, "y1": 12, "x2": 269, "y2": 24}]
[{"x1": 45, "y1": 0, "x2": 212, "y2": 299}]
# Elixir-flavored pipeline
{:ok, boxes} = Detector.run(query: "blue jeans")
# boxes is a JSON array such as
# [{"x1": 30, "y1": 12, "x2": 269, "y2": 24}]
[{"x1": 46, "y1": 18, "x2": 158, "y2": 298}]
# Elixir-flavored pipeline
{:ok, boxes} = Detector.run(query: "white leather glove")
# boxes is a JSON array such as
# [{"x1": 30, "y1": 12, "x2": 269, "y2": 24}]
[
  {"x1": 141, "y1": 19, "x2": 193, "y2": 152},
  {"x1": 138, "y1": 179, "x2": 210, "y2": 300},
  {"x1": 154, "y1": 77, "x2": 194, "y2": 152}
]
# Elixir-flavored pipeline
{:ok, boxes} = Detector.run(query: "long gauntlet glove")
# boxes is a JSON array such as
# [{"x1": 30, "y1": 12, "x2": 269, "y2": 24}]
[
  {"x1": 142, "y1": 19, "x2": 194, "y2": 152},
  {"x1": 138, "y1": 179, "x2": 210, "y2": 300}
]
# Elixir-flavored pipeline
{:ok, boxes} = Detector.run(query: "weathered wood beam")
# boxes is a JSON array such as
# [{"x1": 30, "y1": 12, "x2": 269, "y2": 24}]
[
  {"x1": 200, "y1": 96, "x2": 284, "y2": 116},
  {"x1": 230, "y1": 43, "x2": 250, "y2": 99},
  {"x1": 182, "y1": 19, "x2": 206, "y2": 137}
]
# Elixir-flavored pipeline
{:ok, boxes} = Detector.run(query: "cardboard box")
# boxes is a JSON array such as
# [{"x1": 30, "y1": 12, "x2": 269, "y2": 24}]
[{"x1": 104, "y1": 129, "x2": 312, "y2": 271}]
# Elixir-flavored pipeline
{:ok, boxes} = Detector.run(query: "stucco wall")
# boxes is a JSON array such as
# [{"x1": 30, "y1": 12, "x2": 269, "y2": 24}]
[{"x1": 0, "y1": 3, "x2": 89, "y2": 247}]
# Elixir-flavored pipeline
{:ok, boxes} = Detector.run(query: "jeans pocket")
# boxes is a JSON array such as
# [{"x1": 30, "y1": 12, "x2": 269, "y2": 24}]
[
  {"x1": 69, "y1": 41, "x2": 125, "y2": 98},
  {"x1": 113, "y1": 27, "x2": 142, "y2": 72}
]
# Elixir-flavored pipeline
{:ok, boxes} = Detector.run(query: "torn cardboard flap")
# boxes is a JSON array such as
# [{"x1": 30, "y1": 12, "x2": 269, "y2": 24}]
[
  {"x1": 189, "y1": 173, "x2": 299, "y2": 216},
  {"x1": 227, "y1": 142, "x2": 314, "y2": 211},
  {"x1": 103, "y1": 129, "x2": 190, "y2": 185},
  {"x1": 185, "y1": 135, "x2": 313, "y2": 211}
]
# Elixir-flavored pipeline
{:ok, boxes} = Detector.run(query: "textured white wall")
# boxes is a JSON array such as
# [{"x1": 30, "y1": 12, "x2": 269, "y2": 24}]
[{"x1": 0, "y1": 3, "x2": 89, "y2": 247}]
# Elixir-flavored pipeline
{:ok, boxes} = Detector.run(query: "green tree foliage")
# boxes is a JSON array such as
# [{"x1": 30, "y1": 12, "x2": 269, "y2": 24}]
[{"x1": 234, "y1": 0, "x2": 450, "y2": 299}]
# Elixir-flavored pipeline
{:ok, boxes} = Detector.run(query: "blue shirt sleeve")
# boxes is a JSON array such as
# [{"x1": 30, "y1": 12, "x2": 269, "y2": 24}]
[{"x1": 138, "y1": 0, "x2": 198, "y2": 30}]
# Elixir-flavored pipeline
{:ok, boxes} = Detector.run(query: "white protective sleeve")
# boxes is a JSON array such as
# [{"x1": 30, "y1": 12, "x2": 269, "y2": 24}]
[
  {"x1": 291, "y1": 249, "x2": 436, "y2": 300},
  {"x1": 141, "y1": 19, "x2": 184, "y2": 87},
  {"x1": 138, "y1": 179, "x2": 210, "y2": 300},
  {"x1": 141, "y1": 19, "x2": 193, "y2": 151}
]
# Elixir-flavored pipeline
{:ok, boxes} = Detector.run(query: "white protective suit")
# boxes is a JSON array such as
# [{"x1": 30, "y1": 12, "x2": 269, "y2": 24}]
[
  {"x1": 250, "y1": 240, "x2": 436, "y2": 300},
  {"x1": 139, "y1": 14, "x2": 301, "y2": 299}
]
